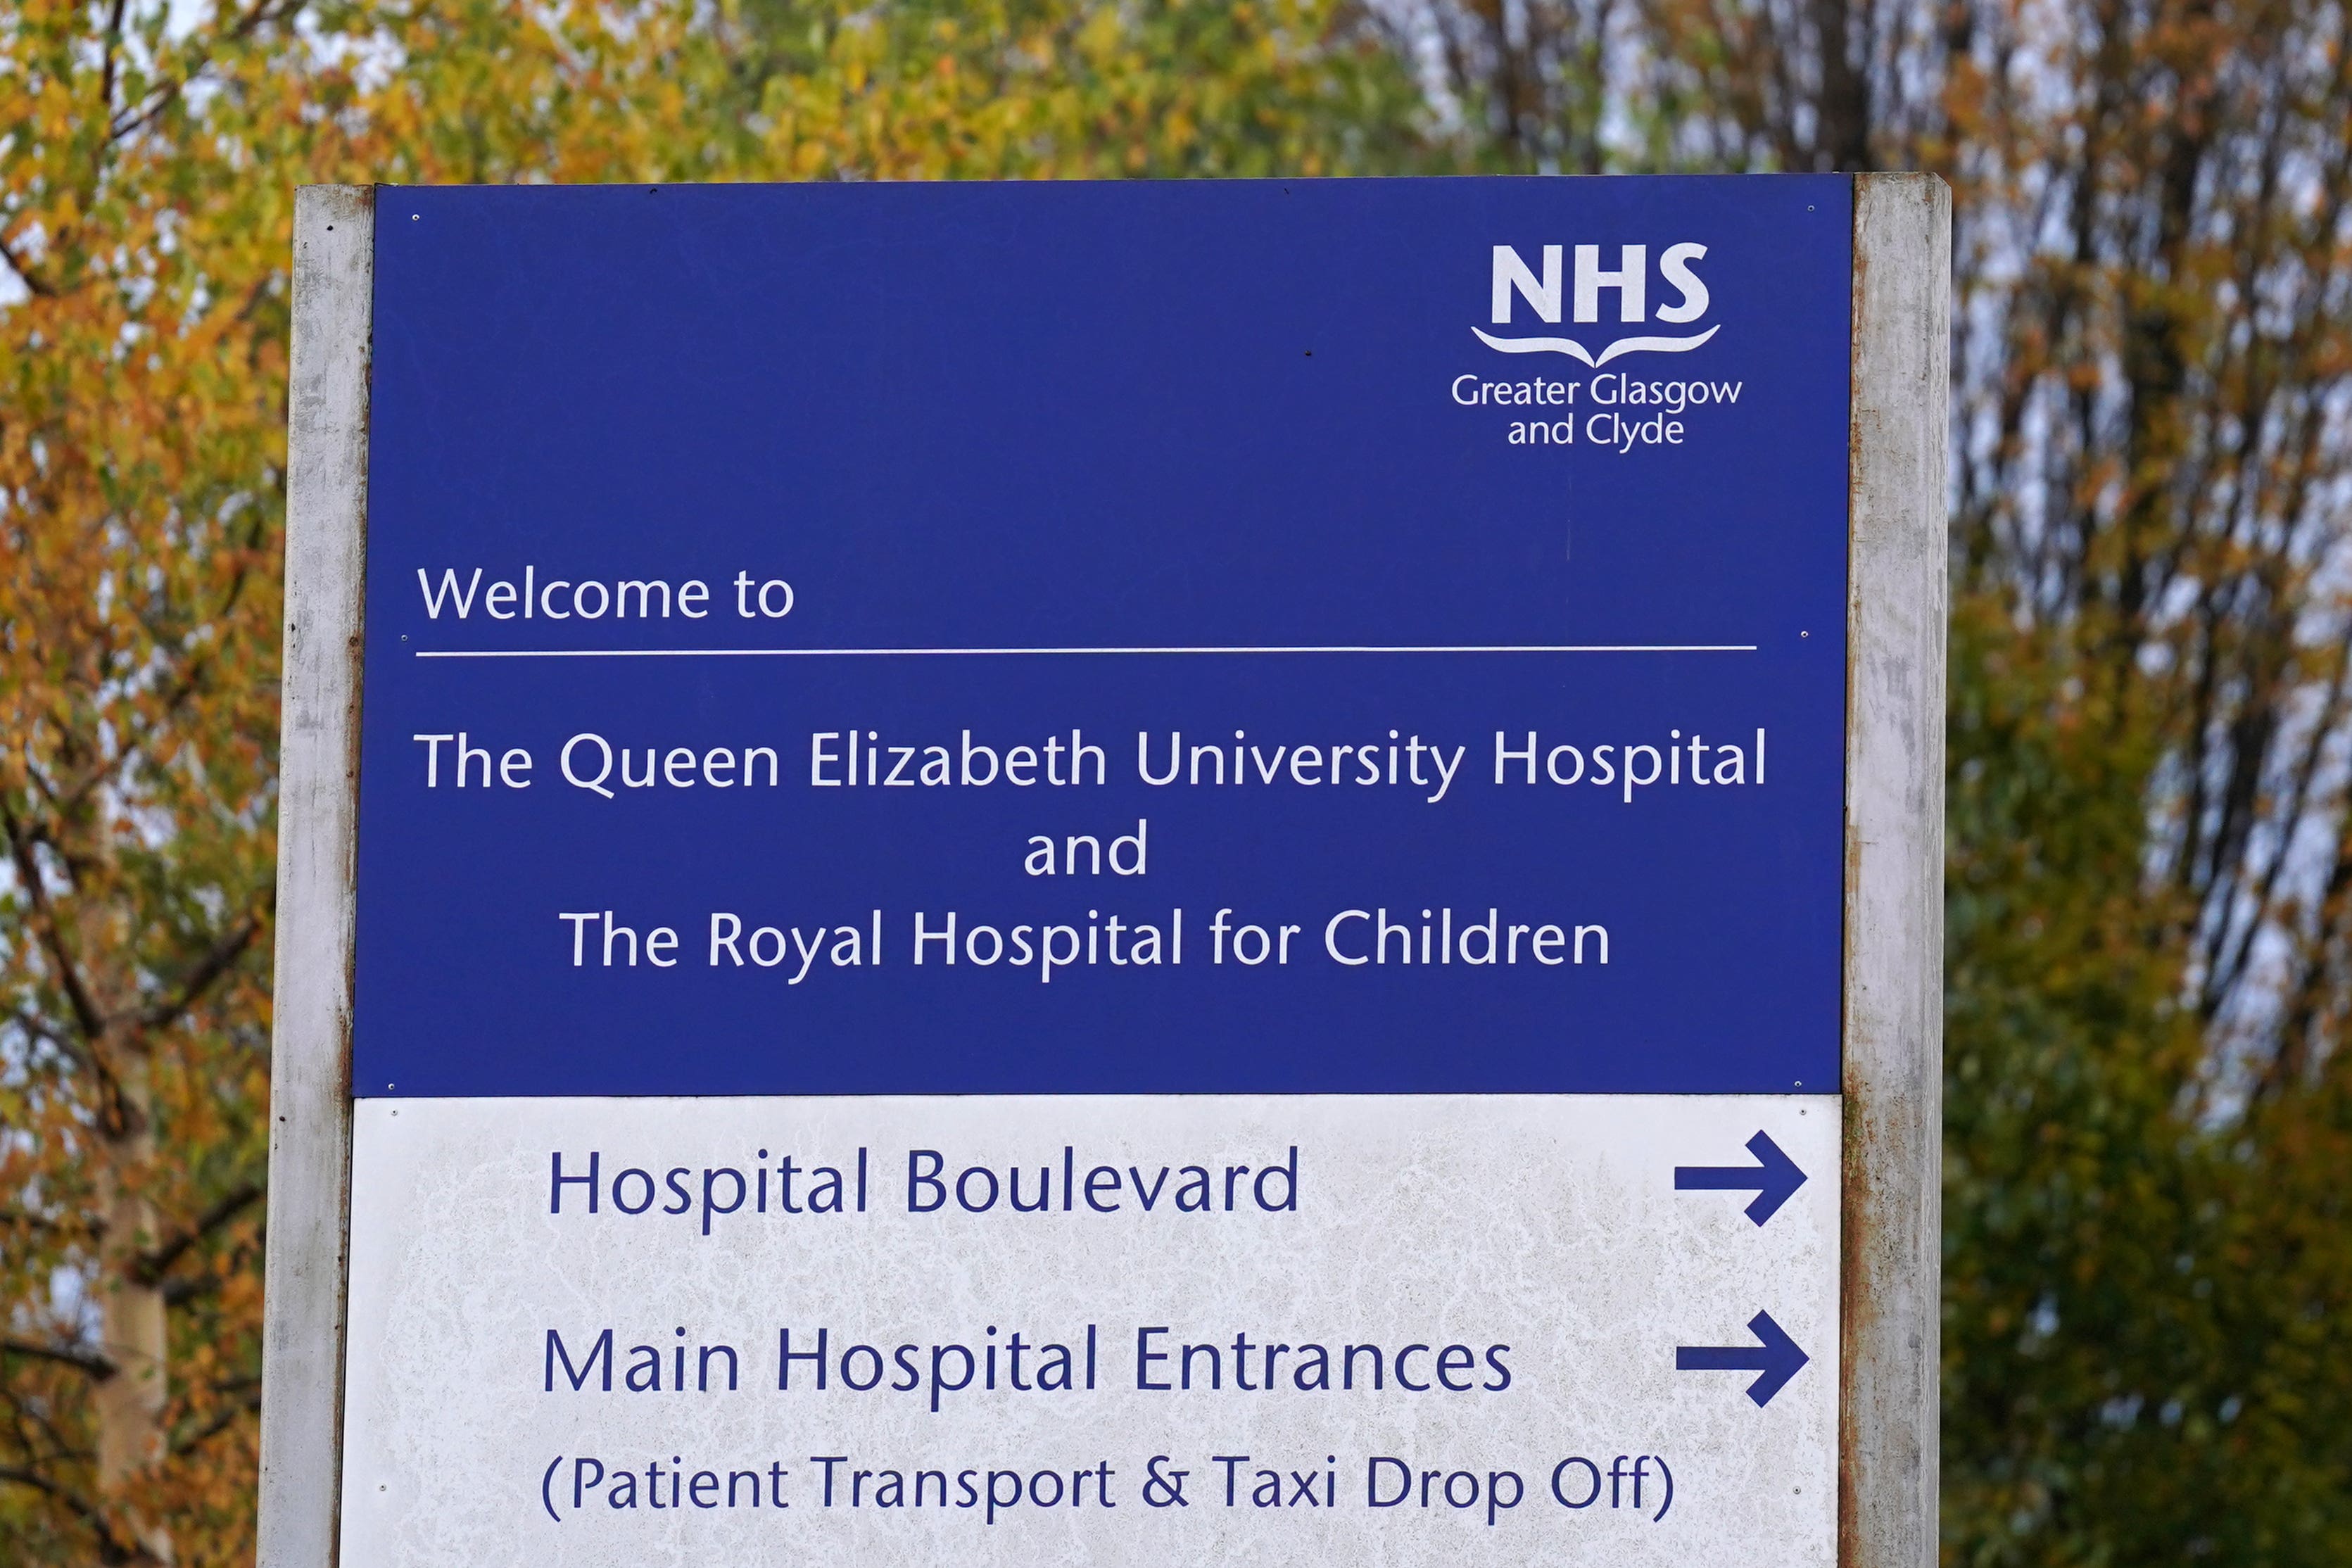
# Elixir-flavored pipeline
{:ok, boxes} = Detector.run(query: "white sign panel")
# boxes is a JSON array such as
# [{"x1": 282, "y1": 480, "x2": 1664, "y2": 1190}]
[{"x1": 341, "y1": 1096, "x2": 1834, "y2": 1563}]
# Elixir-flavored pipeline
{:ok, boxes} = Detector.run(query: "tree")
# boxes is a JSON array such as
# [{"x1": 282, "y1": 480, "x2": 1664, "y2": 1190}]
[
  {"x1": 0, "y1": 3, "x2": 1424, "y2": 1561},
  {"x1": 1, "y1": 5, "x2": 314, "y2": 1556},
  {"x1": 21, "y1": 0, "x2": 2344, "y2": 1561},
  {"x1": 1403, "y1": 0, "x2": 2352, "y2": 1557}
]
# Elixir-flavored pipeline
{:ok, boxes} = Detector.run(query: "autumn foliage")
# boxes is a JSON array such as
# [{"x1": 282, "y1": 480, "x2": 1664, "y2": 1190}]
[{"x1": 4, "y1": 0, "x2": 2351, "y2": 1563}]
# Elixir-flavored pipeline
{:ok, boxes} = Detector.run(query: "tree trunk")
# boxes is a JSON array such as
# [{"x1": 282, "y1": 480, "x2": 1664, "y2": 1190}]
[
  {"x1": 1811, "y1": 0, "x2": 1873, "y2": 168},
  {"x1": 94, "y1": 1051, "x2": 172, "y2": 1565}
]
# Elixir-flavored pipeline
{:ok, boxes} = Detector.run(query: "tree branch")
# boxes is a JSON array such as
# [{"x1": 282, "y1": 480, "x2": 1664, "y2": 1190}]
[
  {"x1": 0, "y1": 797, "x2": 110, "y2": 1046},
  {"x1": 134, "y1": 1179, "x2": 262, "y2": 1286},
  {"x1": 0, "y1": 1337, "x2": 119, "y2": 1381},
  {"x1": 169, "y1": 1381, "x2": 262, "y2": 1457},
  {"x1": 4, "y1": 1006, "x2": 94, "y2": 1077},
  {"x1": 0, "y1": 228, "x2": 56, "y2": 298},
  {"x1": 136, "y1": 908, "x2": 263, "y2": 1035},
  {"x1": 107, "y1": 0, "x2": 308, "y2": 144},
  {"x1": 98, "y1": 0, "x2": 129, "y2": 121},
  {"x1": 0, "y1": 1464, "x2": 143, "y2": 1563},
  {"x1": 0, "y1": 1207, "x2": 77, "y2": 1239}
]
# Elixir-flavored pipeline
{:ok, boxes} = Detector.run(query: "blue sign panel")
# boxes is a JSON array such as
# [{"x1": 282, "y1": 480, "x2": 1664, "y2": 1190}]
[{"x1": 351, "y1": 177, "x2": 1850, "y2": 1099}]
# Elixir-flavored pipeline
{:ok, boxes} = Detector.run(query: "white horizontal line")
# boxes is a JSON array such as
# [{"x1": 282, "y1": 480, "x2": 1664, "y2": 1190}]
[{"x1": 412, "y1": 644, "x2": 1759, "y2": 659}]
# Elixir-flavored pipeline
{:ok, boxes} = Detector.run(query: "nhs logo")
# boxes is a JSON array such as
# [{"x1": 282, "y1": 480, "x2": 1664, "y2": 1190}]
[{"x1": 1477, "y1": 244, "x2": 1719, "y2": 367}]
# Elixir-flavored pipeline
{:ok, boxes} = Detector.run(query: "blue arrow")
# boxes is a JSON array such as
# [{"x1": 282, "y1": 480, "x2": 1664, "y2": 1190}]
[
  {"x1": 1674, "y1": 1130, "x2": 1807, "y2": 1225},
  {"x1": 1675, "y1": 1310, "x2": 1809, "y2": 1407}
]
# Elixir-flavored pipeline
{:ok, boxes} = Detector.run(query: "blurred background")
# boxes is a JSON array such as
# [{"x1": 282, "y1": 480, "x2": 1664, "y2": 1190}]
[{"x1": 3, "y1": 1, "x2": 2348, "y2": 1562}]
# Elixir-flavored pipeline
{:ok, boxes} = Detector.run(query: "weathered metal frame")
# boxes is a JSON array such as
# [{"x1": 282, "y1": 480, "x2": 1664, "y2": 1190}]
[
  {"x1": 256, "y1": 175, "x2": 1945, "y2": 1567},
  {"x1": 258, "y1": 185, "x2": 372, "y2": 1568},
  {"x1": 1841, "y1": 171, "x2": 1950, "y2": 1568}
]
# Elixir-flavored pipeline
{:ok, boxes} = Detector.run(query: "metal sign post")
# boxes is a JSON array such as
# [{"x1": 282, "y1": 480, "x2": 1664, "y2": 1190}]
[{"x1": 260, "y1": 173, "x2": 1946, "y2": 1567}]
